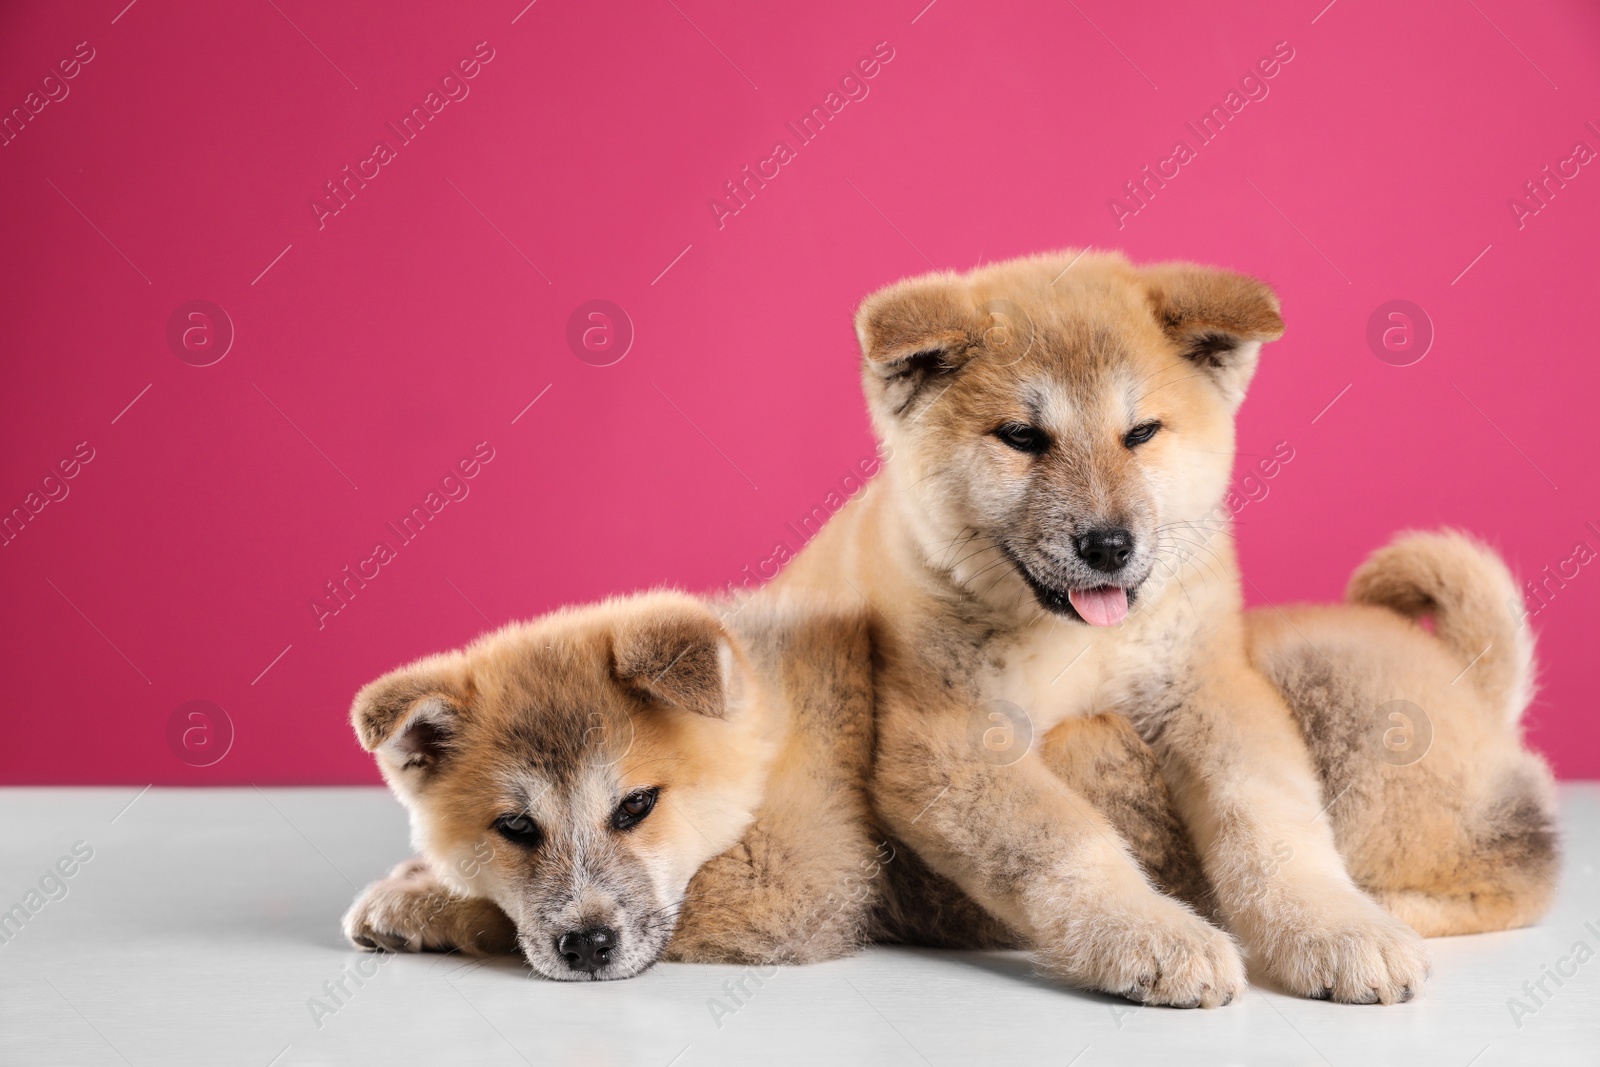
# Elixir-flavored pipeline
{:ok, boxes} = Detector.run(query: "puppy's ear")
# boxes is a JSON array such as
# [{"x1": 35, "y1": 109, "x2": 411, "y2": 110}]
[
  {"x1": 612, "y1": 602, "x2": 736, "y2": 719},
  {"x1": 855, "y1": 273, "x2": 978, "y2": 418},
  {"x1": 351, "y1": 655, "x2": 469, "y2": 773},
  {"x1": 1143, "y1": 263, "x2": 1284, "y2": 409}
]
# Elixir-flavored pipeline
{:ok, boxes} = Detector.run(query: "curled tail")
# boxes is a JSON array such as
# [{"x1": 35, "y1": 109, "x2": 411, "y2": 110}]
[{"x1": 1346, "y1": 529, "x2": 1534, "y2": 722}]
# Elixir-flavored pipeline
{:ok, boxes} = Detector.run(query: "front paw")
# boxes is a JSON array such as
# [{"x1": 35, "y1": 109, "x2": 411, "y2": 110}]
[
  {"x1": 1257, "y1": 899, "x2": 1430, "y2": 1004},
  {"x1": 1045, "y1": 898, "x2": 1245, "y2": 1009},
  {"x1": 342, "y1": 860, "x2": 515, "y2": 956}
]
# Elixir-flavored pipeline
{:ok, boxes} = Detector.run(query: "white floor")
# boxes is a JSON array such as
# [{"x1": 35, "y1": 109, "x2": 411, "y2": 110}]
[{"x1": 0, "y1": 786, "x2": 1595, "y2": 1066}]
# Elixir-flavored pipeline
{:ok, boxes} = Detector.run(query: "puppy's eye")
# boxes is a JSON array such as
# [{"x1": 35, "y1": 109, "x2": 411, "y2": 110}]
[
  {"x1": 993, "y1": 422, "x2": 1050, "y2": 455},
  {"x1": 1123, "y1": 421, "x2": 1162, "y2": 448},
  {"x1": 612, "y1": 787, "x2": 659, "y2": 831},
  {"x1": 492, "y1": 813, "x2": 543, "y2": 848}
]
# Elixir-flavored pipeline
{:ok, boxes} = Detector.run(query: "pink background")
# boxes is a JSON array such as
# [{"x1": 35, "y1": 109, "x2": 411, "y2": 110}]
[{"x1": 2, "y1": 0, "x2": 1596, "y2": 783}]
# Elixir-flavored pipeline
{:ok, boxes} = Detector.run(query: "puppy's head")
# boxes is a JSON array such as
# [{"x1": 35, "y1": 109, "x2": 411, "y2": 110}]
[
  {"x1": 856, "y1": 251, "x2": 1282, "y2": 625},
  {"x1": 351, "y1": 592, "x2": 776, "y2": 980}
]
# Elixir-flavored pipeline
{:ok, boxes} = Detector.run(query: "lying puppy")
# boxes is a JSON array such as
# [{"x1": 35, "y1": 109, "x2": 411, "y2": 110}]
[
  {"x1": 1250, "y1": 529, "x2": 1557, "y2": 938},
  {"x1": 342, "y1": 588, "x2": 1209, "y2": 975},
  {"x1": 342, "y1": 590, "x2": 885, "y2": 979},
  {"x1": 766, "y1": 250, "x2": 1553, "y2": 1005}
]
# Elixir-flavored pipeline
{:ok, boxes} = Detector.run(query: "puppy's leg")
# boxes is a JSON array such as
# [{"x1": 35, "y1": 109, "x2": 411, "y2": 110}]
[
  {"x1": 875, "y1": 701, "x2": 1244, "y2": 1008},
  {"x1": 1139, "y1": 654, "x2": 1431, "y2": 1004},
  {"x1": 1037, "y1": 713, "x2": 1216, "y2": 919},
  {"x1": 343, "y1": 858, "x2": 516, "y2": 956}
]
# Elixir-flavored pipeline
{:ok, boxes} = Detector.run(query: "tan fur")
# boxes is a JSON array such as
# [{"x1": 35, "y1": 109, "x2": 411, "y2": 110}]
[
  {"x1": 1248, "y1": 531, "x2": 1559, "y2": 938},
  {"x1": 770, "y1": 250, "x2": 1434, "y2": 1005},
  {"x1": 343, "y1": 590, "x2": 889, "y2": 977}
]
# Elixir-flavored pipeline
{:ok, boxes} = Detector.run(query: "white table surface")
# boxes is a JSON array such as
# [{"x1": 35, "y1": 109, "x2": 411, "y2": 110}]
[{"x1": 1, "y1": 785, "x2": 1595, "y2": 1066}]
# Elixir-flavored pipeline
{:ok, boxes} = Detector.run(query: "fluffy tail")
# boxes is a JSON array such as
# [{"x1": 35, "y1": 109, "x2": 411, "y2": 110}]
[{"x1": 1346, "y1": 529, "x2": 1534, "y2": 721}]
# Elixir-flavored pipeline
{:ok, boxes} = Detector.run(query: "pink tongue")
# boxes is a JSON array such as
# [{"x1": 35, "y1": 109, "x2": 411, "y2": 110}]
[{"x1": 1068, "y1": 586, "x2": 1129, "y2": 627}]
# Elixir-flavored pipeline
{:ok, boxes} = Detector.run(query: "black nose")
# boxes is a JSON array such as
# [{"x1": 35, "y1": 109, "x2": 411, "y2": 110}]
[
  {"x1": 557, "y1": 926, "x2": 617, "y2": 973},
  {"x1": 1075, "y1": 528, "x2": 1134, "y2": 573}
]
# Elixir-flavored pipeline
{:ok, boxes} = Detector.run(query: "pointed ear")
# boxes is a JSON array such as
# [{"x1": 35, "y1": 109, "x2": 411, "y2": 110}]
[
  {"x1": 611, "y1": 601, "x2": 736, "y2": 719},
  {"x1": 1143, "y1": 263, "x2": 1284, "y2": 409},
  {"x1": 351, "y1": 655, "x2": 469, "y2": 773},
  {"x1": 855, "y1": 273, "x2": 980, "y2": 418}
]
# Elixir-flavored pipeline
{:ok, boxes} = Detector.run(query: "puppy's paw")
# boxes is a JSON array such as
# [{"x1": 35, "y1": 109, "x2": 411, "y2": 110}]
[
  {"x1": 1043, "y1": 897, "x2": 1245, "y2": 1009},
  {"x1": 1258, "y1": 899, "x2": 1430, "y2": 1004},
  {"x1": 341, "y1": 859, "x2": 516, "y2": 957}
]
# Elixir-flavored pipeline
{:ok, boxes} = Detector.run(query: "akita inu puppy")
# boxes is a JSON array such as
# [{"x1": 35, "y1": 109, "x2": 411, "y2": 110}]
[
  {"x1": 342, "y1": 588, "x2": 889, "y2": 979},
  {"x1": 341, "y1": 590, "x2": 887, "y2": 979},
  {"x1": 765, "y1": 250, "x2": 1555, "y2": 1005}
]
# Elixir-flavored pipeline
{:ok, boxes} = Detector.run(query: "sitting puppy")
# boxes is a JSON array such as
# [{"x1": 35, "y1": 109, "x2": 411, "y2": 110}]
[
  {"x1": 342, "y1": 588, "x2": 1209, "y2": 976},
  {"x1": 764, "y1": 250, "x2": 1556, "y2": 1005}
]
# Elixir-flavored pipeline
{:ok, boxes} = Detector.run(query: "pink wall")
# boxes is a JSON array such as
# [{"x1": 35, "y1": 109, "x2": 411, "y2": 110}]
[{"x1": 2, "y1": 0, "x2": 1596, "y2": 783}]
